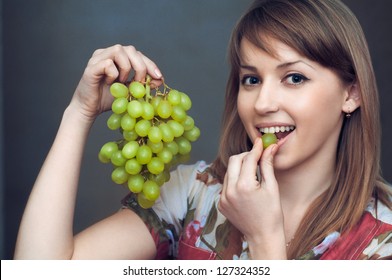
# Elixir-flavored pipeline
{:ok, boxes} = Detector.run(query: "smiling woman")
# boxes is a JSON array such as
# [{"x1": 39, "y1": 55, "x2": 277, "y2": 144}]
[{"x1": 13, "y1": 0, "x2": 392, "y2": 260}]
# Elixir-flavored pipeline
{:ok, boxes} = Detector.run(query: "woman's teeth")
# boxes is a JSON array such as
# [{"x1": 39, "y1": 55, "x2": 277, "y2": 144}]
[{"x1": 259, "y1": 126, "x2": 295, "y2": 134}]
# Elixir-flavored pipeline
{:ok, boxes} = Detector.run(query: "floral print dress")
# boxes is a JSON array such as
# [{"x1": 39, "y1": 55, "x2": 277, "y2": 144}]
[{"x1": 122, "y1": 161, "x2": 392, "y2": 260}]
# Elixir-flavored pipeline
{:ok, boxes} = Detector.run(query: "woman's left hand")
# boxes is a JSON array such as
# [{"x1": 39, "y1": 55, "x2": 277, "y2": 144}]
[{"x1": 218, "y1": 137, "x2": 287, "y2": 259}]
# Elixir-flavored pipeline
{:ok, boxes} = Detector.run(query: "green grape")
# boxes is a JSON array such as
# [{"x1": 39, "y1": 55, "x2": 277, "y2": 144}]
[
  {"x1": 163, "y1": 141, "x2": 179, "y2": 155},
  {"x1": 167, "y1": 120, "x2": 184, "y2": 138},
  {"x1": 159, "y1": 123, "x2": 174, "y2": 143},
  {"x1": 121, "y1": 114, "x2": 136, "y2": 131},
  {"x1": 143, "y1": 180, "x2": 160, "y2": 201},
  {"x1": 111, "y1": 167, "x2": 128, "y2": 184},
  {"x1": 111, "y1": 97, "x2": 128, "y2": 114},
  {"x1": 135, "y1": 119, "x2": 151, "y2": 137},
  {"x1": 99, "y1": 142, "x2": 118, "y2": 162},
  {"x1": 181, "y1": 115, "x2": 195, "y2": 131},
  {"x1": 180, "y1": 92, "x2": 192, "y2": 111},
  {"x1": 111, "y1": 150, "x2": 127, "y2": 166},
  {"x1": 147, "y1": 157, "x2": 165, "y2": 175},
  {"x1": 98, "y1": 152, "x2": 110, "y2": 163},
  {"x1": 157, "y1": 147, "x2": 173, "y2": 164},
  {"x1": 101, "y1": 80, "x2": 201, "y2": 208},
  {"x1": 127, "y1": 174, "x2": 145, "y2": 193},
  {"x1": 127, "y1": 100, "x2": 143, "y2": 118},
  {"x1": 141, "y1": 101, "x2": 154, "y2": 120},
  {"x1": 149, "y1": 171, "x2": 168, "y2": 186},
  {"x1": 107, "y1": 113, "x2": 122, "y2": 130},
  {"x1": 122, "y1": 140, "x2": 139, "y2": 159},
  {"x1": 129, "y1": 81, "x2": 146, "y2": 98},
  {"x1": 167, "y1": 89, "x2": 181, "y2": 105},
  {"x1": 125, "y1": 158, "x2": 142, "y2": 175},
  {"x1": 176, "y1": 136, "x2": 192, "y2": 155},
  {"x1": 136, "y1": 145, "x2": 152, "y2": 165},
  {"x1": 151, "y1": 96, "x2": 163, "y2": 115},
  {"x1": 148, "y1": 126, "x2": 162, "y2": 143},
  {"x1": 123, "y1": 129, "x2": 138, "y2": 141},
  {"x1": 137, "y1": 192, "x2": 155, "y2": 209},
  {"x1": 183, "y1": 126, "x2": 200, "y2": 142},
  {"x1": 110, "y1": 82, "x2": 129, "y2": 98},
  {"x1": 157, "y1": 100, "x2": 172, "y2": 119},
  {"x1": 261, "y1": 133, "x2": 277, "y2": 149},
  {"x1": 171, "y1": 105, "x2": 187, "y2": 122},
  {"x1": 147, "y1": 139, "x2": 163, "y2": 154}
]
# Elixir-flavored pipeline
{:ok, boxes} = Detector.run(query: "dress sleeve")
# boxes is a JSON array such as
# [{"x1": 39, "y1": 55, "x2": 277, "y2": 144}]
[{"x1": 121, "y1": 161, "x2": 206, "y2": 259}]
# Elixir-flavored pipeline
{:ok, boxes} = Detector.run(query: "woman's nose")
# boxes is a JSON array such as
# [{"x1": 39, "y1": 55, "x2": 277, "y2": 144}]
[{"x1": 254, "y1": 80, "x2": 279, "y2": 114}]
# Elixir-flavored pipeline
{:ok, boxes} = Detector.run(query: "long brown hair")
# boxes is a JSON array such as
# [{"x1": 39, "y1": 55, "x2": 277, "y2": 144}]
[{"x1": 209, "y1": 0, "x2": 392, "y2": 259}]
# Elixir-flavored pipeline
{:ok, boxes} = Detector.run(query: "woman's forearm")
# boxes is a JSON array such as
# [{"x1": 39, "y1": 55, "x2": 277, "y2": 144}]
[{"x1": 14, "y1": 104, "x2": 94, "y2": 259}]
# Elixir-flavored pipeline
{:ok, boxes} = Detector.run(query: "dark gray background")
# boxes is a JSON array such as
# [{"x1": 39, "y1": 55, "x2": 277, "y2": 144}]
[{"x1": 1, "y1": 0, "x2": 391, "y2": 259}]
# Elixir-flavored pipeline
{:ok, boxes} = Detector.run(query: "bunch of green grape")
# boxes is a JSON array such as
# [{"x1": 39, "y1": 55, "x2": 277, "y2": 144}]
[{"x1": 98, "y1": 76, "x2": 200, "y2": 208}]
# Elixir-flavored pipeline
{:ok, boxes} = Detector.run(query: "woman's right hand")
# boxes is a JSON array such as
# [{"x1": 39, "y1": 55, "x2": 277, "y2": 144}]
[{"x1": 70, "y1": 44, "x2": 163, "y2": 123}]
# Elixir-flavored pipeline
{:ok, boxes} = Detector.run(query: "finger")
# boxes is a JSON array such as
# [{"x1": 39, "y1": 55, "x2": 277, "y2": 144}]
[
  {"x1": 259, "y1": 143, "x2": 279, "y2": 188},
  {"x1": 84, "y1": 58, "x2": 119, "y2": 85},
  {"x1": 88, "y1": 45, "x2": 130, "y2": 83},
  {"x1": 123, "y1": 47, "x2": 163, "y2": 84},
  {"x1": 226, "y1": 152, "x2": 248, "y2": 185},
  {"x1": 238, "y1": 137, "x2": 263, "y2": 184}
]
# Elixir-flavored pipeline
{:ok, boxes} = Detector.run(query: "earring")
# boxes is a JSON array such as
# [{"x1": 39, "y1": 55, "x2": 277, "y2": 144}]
[{"x1": 346, "y1": 107, "x2": 351, "y2": 118}]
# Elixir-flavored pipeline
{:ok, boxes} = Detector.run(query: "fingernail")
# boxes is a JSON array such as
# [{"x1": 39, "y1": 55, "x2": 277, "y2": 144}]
[{"x1": 154, "y1": 68, "x2": 162, "y2": 78}]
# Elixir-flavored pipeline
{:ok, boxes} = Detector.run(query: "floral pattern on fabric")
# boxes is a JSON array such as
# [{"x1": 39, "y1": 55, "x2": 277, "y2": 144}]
[{"x1": 122, "y1": 161, "x2": 392, "y2": 260}]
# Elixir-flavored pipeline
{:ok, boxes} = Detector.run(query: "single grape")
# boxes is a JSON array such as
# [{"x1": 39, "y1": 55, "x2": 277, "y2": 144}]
[
  {"x1": 127, "y1": 100, "x2": 143, "y2": 119},
  {"x1": 163, "y1": 141, "x2": 179, "y2": 155},
  {"x1": 176, "y1": 136, "x2": 192, "y2": 155},
  {"x1": 137, "y1": 192, "x2": 155, "y2": 209},
  {"x1": 261, "y1": 133, "x2": 278, "y2": 149},
  {"x1": 129, "y1": 81, "x2": 146, "y2": 99},
  {"x1": 183, "y1": 126, "x2": 200, "y2": 142},
  {"x1": 142, "y1": 180, "x2": 160, "y2": 201},
  {"x1": 110, "y1": 82, "x2": 129, "y2": 98},
  {"x1": 127, "y1": 174, "x2": 145, "y2": 193},
  {"x1": 171, "y1": 105, "x2": 187, "y2": 122},
  {"x1": 157, "y1": 147, "x2": 173, "y2": 164},
  {"x1": 111, "y1": 150, "x2": 127, "y2": 166},
  {"x1": 147, "y1": 139, "x2": 164, "y2": 154},
  {"x1": 147, "y1": 157, "x2": 165, "y2": 175},
  {"x1": 151, "y1": 96, "x2": 163, "y2": 115},
  {"x1": 121, "y1": 114, "x2": 136, "y2": 131},
  {"x1": 141, "y1": 101, "x2": 154, "y2": 120},
  {"x1": 167, "y1": 89, "x2": 181, "y2": 105},
  {"x1": 167, "y1": 120, "x2": 184, "y2": 138},
  {"x1": 99, "y1": 142, "x2": 118, "y2": 162},
  {"x1": 107, "y1": 113, "x2": 122, "y2": 130},
  {"x1": 159, "y1": 123, "x2": 174, "y2": 143},
  {"x1": 157, "y1": 100, "x2": 172, "y2": 119},
  {"x1": 111, "y1": 97, "x2": 128, "y2": 114},
  {"x1": 125, "y1": 158, "x2": 142, "y2": 175},
  {"x1": 181, "y1": 115, "x2": 195, "y2": 131},
  {"x1": 123, "y1": 129, "x2": 138, "y2": 141},
  {"x1": 135, "y1": 119, "x2": 151, "y2": 137},
  {"x1": 148, "y1": 126, "x2": 163, "y2": 143},
  {"x1": 179, "y1": 92, "x2": 192, "y2": 111},
  {"x1": 121, "y1": 140, "x2": 139, "y2": 159},
  {"x1": 136, "y1": 145, "x2": 152, "y2": 165},
  {"x1": 111, "y1": 167, "x2": 128, "y2": 184}
]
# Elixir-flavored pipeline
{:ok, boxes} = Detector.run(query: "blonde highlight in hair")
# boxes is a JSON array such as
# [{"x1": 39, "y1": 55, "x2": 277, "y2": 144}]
[{"x1": 209, "y1": 0, "x2": 391, "y2": 259}]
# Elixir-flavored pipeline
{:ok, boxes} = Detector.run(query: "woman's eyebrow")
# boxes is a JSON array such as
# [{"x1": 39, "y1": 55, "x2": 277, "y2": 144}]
[
  {"x1": 239, "y1": 64, "x2": 258, "y2": 71},
  {"x1": 276, "y1": 60, "x2": 315, "y2": 70}
]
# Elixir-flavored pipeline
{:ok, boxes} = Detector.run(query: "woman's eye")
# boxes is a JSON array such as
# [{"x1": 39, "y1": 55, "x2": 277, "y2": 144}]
[
  {"x1": 241, "y1": 76, "x2": 260, "y2": 86},
  {"x1": 284, "y1": 73, "x2": 308, "y2": 85}
]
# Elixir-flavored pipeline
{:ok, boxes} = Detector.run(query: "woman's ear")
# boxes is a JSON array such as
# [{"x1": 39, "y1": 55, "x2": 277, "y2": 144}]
[{"x1": 342, "y1": 83, "x2": 361, "y2": 115}]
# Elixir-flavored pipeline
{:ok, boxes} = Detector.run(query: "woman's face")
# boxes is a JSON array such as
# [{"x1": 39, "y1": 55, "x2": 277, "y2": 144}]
[{"x1": 237, "y1": 38, "x2": 351, "y2": 171}]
